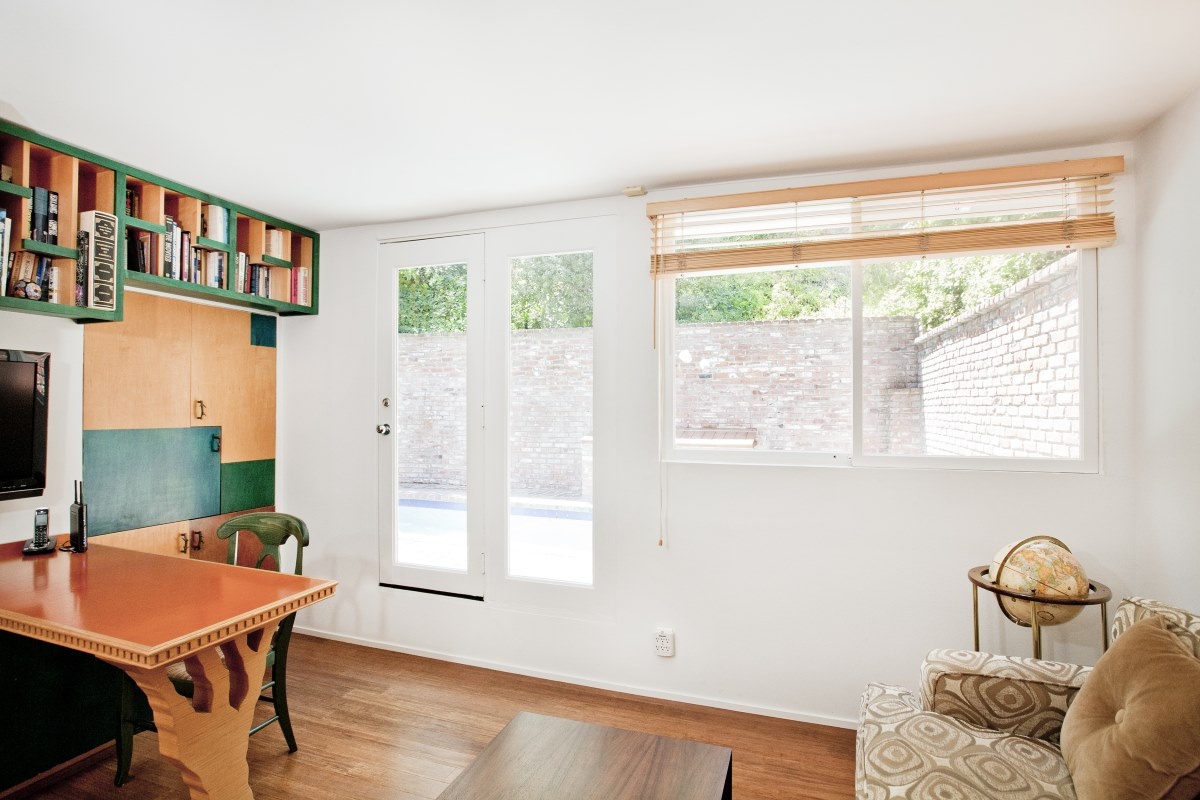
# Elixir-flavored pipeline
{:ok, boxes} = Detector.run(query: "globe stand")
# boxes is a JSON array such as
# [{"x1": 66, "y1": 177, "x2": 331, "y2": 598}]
[{"x1": 968, "y1": 565, "x2": 1112, "y2": 659}]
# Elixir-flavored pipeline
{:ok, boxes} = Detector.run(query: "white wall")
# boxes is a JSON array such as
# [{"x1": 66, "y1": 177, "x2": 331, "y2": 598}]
[
  {"x1": 1132, "y1": 85, "x2": 1200, "y2": 611},
  {"x1": 279, "y1": 143, "x2": 1140, "y2": 726},
  {"x1": 0, "y1": 314, "x2": 82, "y2": 543}
]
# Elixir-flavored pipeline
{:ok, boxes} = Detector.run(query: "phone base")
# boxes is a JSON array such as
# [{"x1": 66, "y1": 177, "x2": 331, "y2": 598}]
[{"x1": 22, "y1": 538, "x2": 57, "y2": 556}]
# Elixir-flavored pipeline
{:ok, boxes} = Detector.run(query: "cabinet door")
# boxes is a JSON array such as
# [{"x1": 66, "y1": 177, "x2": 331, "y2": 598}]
[
  {"x1": 83, "y1": 291, "x2": 192, "y2": 430},
  {"x1": 190, "y1": 305, "x2": 276, "y2": 514},
  {"x1": 186, "y1": 506, "x2": 275, "y2": 565},
  {"x1": 89, "y1": 521, "x2": 191, "y2": 558}
]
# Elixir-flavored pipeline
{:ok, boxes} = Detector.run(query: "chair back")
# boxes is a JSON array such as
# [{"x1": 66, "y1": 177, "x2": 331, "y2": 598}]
[
  {"x1": 1112, "y1": 597, "x2": 1200, "y2": 658},
  {"x1": 216, "y1": 512, "x2": 309, "y2": 575}
]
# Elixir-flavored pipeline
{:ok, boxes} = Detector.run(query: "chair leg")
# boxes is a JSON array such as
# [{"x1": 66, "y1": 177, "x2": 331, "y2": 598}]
[{"x1": 273, "y1": 662, "x2": 297, "y2": 753}]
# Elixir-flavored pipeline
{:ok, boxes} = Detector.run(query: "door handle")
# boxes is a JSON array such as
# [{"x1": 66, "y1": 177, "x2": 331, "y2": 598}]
[{"x1": 376, "y1": 424, "x2": 391, "y2": 435}]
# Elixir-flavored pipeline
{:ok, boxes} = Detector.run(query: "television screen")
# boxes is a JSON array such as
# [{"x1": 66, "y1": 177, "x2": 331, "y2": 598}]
[{"x1": 0, "y1": 350, "x2": 49, "y2": 500}]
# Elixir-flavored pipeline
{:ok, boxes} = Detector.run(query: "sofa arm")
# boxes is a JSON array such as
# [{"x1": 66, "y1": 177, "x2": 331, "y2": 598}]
[{"x1": 920, "y1": 649, "x2": 1090, "y2": 743}]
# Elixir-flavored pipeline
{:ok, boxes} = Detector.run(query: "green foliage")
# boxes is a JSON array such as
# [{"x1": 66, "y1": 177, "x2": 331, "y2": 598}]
[
  {"x1": 675, "y1": 251, "x2": 1066, "y2": 332},
  {"x1": 397, "y1": 264, "x2": 468, "y2": 334},
  {"x1": 675, "y1": 267, "x2": 850, "y2": 322},
  {"x1": 397, "y1": 252, "x2": 594, "y2": 334},
  {"x1": 510, "y1": 252, "x2": 593, "y2": 329},
  {"x1": 862, "y1": 251, "x2": 1061, "y2": 330}
]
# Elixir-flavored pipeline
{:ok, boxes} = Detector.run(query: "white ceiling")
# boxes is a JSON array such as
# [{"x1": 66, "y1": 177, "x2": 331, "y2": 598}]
[{"x1": 2, "y1": 1, "x2": 1199, "y2": 231}]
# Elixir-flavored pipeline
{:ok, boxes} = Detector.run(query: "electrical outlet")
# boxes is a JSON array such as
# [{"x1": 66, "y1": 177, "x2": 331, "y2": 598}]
[{"x1": 655, "y1": 627, "x2": 675, "y2": 657}]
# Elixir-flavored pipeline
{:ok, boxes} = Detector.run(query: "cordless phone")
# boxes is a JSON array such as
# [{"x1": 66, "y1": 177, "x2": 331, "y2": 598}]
[{"x1": 22, "y1": 507, "x2": 56, "y2": 555}]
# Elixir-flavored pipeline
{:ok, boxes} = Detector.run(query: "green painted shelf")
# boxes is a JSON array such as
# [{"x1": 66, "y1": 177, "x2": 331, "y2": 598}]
[
  {"x1": 255, "y1": 254, "x2": 291, "y2": 269},
  {"x1": 124, "y1": 217, "x2": 167, "y2": 235},
  {"x1": 0, "y1": 180, "x2": 32, "y2": 198},
  {"x1": 0, "y1": 294, "x2": 117, "y2": 321},
  {"x1": 124, "y1": 271, "x2": 313, "y2": 315},
  {"x1": 195, "y1": 236, "x2": 231, "y2": 252},
  {"x1": 20, "y1": 239, "x2": 77, "y2": 259}
]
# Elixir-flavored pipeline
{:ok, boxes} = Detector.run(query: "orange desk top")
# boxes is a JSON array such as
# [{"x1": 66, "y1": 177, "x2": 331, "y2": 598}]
[{"x1": 0, "y1": 539, "x2": 336, "y2": 668}]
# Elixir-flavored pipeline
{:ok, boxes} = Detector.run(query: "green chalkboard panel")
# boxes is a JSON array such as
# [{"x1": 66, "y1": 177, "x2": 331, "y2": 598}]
[
  {"x1": 83, "y1": 427, "x2": 222, "y2": 535},
  {"x1": 221, "y1": 458, "x2": 275, "y2": 513}
]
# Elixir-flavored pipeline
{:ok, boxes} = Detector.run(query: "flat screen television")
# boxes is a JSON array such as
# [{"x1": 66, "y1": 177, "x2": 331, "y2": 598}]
[{"x1": 0, "y1": 350, "x2": 50, "y2": 501}]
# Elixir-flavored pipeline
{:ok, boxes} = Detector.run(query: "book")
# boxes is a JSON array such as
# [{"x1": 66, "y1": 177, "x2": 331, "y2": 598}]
[
  {"x1": 0, "y1": 211, "x2": 9, "y2": 291},
  {"x1": 205, "y1": 250, "x2": 225, "y2": 289},
  {"x1": 162, "y1": 216, "x2": 176, "y2": 279},
  {"x1": 44, "y1": 258, "x2": 59, "y2": 303},
  {"x1": 75, "y1": 230, "x2": 90, "y2": 306},
  {"x1": 264, "y1": 228, "x2": 284, "y2": 259},
  {"x1": 30, "y1": 187, "x2": 49, "y2": 243},
  {"x1": 79, "y1": 210, "x2": 117, "y2": 311},
  {"x1": 125, "y1": 229, "x2": 142, "y2": 273},
  {"x1": 26, "y1": 256, "x2": 47, "y2": 301},
  {"x1": 203, "y1": 205, "x2": 227, "y2": 243},
  {"x1": 138, "y1": 231, "x2": 157, "y2": 276},
  {"x1": 295, "y1": 266, "x2": 310, "y2": 306},
  {"x1": 124, "y1": 188, "x2": 140, "y2": 218},
  {"x1": 8, "y1": 251, "x2": 36, "y2": 297},
  {"x1": 236, "y1": 251, "x2": 248, "y2": 293},
  {"x1": 47, "y1": 191, "x2": 59, "y2": 245}
]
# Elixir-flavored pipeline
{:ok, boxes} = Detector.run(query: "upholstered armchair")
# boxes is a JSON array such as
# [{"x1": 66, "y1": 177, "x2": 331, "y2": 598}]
[{"x1": 856, "y1": 597, "x2": 1200, "y2": 799}]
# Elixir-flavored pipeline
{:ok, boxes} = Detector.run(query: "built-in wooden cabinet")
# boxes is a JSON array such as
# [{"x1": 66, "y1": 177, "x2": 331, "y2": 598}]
[
  {"x1": 0, "y1": 118, "x2": 318, "y2": 321},
  {"x1": 83, "y1": 292, "x2": 278, "y2": 540}
]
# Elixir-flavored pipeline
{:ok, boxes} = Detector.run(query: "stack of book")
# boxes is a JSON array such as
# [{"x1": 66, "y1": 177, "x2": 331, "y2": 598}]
[{"x1": 28, "y1": 186, "x2": 59, "y2": 245}]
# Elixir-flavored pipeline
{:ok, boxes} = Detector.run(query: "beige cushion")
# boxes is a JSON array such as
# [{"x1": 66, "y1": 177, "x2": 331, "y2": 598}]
[{"x1": 1061, "y1": 615, "x2": 1200, "y2": 799}]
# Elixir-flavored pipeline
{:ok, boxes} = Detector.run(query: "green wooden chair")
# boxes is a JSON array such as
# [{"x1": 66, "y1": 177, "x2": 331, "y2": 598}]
[{"x1": 114, "y1": 512, "x2": 310, "y2": 786}]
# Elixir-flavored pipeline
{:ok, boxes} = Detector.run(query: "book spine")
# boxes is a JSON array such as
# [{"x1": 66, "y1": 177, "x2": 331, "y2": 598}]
[
  {"x1": 0, "y1": 216, "x2": 8, "y2": 292},
  {"x1": 162, "y1": 216, "x2": 175, "y2": 279},
  {"x1": 45, "y1": 259, "x2": 58, "y2": 303},
  {"x1": 75, "y1": 230, "x2": 89, "y2": 306},
  {"x1": 82, "y1": 210, "x2": 117, "y2": 311},
  {"x1": 47, "y1": 191, "x2": 59, "y2": 245},
  {"x1": 31, "y1": 187, "x2": 49, "y2": 242}
]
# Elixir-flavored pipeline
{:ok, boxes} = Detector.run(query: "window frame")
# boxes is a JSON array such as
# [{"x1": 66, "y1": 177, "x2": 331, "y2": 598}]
[{"x1": 659, "y1": 249, "x2": 1100, "y2": 473}]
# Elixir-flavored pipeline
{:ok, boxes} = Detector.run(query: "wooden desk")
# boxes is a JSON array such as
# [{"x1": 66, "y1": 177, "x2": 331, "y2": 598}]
[{"x1": 0, "y1": 538, "x2": 336, "y2": 800}]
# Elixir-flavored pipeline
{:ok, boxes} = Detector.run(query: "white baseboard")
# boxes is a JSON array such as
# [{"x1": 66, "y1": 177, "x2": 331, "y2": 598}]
[{"x1": 294, "y1": 625, "x2": 857, "y2": 730}]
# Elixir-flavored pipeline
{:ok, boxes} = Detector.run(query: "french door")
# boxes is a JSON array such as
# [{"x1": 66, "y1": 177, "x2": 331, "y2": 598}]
[
  {"x1": 376, "y1": 234, "x2": 486, "y2": 596},
  {"x1": 377, "y1": 219, "x2": 609, "y2": 606}
]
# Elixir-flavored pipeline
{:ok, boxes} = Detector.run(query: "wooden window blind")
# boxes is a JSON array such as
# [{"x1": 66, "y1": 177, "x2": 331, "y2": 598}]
[{"x1": 649, "y1": 157, "x2": 1123, "y2": 278}]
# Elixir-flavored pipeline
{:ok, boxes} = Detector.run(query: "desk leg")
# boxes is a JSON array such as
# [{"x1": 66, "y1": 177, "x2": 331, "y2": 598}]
[{"x1": 117, "y1": 623, "x2": 277, "y2": 800}]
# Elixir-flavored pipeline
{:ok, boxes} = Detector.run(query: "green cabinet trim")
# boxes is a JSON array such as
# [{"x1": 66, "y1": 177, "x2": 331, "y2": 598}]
[{"x1": 221, "y1": 459, "x2": 276, "y2": 514}]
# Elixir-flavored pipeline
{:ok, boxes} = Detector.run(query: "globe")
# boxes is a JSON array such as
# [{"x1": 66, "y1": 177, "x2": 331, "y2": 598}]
[{"x1": 990, "y1": 537, "x2": 1089, "y2": 626}]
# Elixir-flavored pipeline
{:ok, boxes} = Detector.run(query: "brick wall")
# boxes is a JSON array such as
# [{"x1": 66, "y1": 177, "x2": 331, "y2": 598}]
[
  {"x1": 396, "y1": 328, "x2": 593, "y2": 497},
  {"x1": 673, "y1": 317, "x2": 925, "y2": 453},
  {"x1": 914, "y1": 252, "x2": 1081, "y2": 459}
]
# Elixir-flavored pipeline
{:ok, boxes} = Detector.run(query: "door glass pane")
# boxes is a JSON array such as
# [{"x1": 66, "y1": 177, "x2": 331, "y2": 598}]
[
  {"x1": 508, "y1": 252, "x2": 593, "y2": 585},
  {"x1": 395, "y1": 263, "x2": 468, "y2": 570},
  {"x1": 861, "y1": 250, "x2": 1081, "y2": 458}
]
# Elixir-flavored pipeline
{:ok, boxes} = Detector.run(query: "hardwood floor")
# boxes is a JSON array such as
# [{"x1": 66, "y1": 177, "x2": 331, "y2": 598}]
[{"x1": 33, "y1": 634, "x2": 856, "y2": 799}]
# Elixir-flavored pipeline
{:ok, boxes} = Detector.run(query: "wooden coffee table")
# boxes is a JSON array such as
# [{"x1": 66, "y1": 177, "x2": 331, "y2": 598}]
[{"x1": 439, "y1": 712, "x2": 733, "y2": 799}]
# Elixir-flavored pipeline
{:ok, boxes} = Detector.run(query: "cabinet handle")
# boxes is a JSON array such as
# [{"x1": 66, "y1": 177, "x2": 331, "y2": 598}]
[
  {"x1": 195, "y1": 399, "x2": 206, "y2": 420},
  {"x1": 190, "y1": 530, "x2": 204, "y2": 551},
  {"x1": 178, "y1": 533, "x2": 189, "y2": 554},
  {"x1": 376, "y1": 424, "x2": 391, "y2": 435}
]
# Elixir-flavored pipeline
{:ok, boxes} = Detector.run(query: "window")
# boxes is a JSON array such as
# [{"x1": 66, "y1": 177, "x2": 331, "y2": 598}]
[{"x1": 653, "y1": 158, "x2": 1119, "y2": 470}]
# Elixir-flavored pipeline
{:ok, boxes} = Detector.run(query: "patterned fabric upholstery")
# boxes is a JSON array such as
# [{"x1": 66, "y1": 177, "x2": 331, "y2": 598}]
[
  {"x1": 1111, "y1": 596, "x2": 1200, "y2": 658},
  {"x1": 856, "y1": 597, "x2": 1200, "y2": 800},
  {"x1": 920, "y1": 650, "x2": 1090, "y2": 744},
  {"x1": 856, "y1": 683, "x2": 1075, "y2": 799}
]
